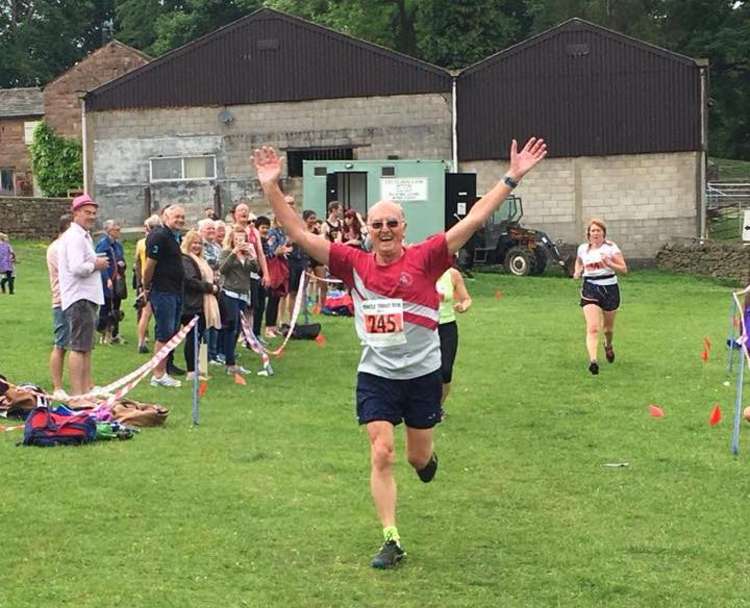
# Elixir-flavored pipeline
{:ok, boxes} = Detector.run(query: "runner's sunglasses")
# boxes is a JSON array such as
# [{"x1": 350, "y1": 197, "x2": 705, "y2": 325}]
[{"x1": 369, "y1": 219, "x2": 401, "y2": 230}]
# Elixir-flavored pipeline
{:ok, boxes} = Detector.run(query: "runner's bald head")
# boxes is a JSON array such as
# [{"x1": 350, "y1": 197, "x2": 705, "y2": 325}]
[{"x1": 369, "y1": 200, "x2": 404, "y2": 221}]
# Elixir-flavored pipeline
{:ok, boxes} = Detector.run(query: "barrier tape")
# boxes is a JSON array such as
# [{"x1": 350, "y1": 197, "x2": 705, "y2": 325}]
[
  {"x1": 1, "y1": 316, "x2": 198, "y2": 408},
  {"x1": 305, "y1": 271, "x2": 343, "y2": 285},
  {"x1": 239, "y1": 313, "x2": 274, "y2": 376},
  {"x1": 101, "y1": 316, "x2": 199, "y2": 406},
  {"x1": 240, "y1": 272, "x2": 308, "y2": 363}
]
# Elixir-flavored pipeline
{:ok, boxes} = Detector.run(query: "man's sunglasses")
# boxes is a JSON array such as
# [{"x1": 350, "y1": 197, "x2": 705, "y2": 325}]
[{"x1": 369, "y1": 219, "x2": 401, "y2": 230}]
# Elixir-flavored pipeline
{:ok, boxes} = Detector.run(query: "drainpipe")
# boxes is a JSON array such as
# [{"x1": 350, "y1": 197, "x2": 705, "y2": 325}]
[
  {"x1": 698, "y1": 58, "x2": 709, "y2": 240},
  {"x1": 80, "y1": 94, "x2": 88, "y2": 195},
  {"x1": 451, "y1": 71, "x2": 459, "y2": 173}
]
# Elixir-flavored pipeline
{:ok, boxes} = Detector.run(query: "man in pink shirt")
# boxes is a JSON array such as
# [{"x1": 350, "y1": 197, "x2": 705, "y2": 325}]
[
  {"x1": 57, "y1": 194, "x2": 109, "y2": 395},
  {"x1": 252, "y1": 137, "x2": 547, "y2": 568},
  {"x1": 46, "y1": 214, "x2": 72, "y2": 400}
]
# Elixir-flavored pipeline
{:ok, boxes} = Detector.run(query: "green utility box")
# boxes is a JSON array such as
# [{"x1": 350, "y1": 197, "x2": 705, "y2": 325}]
[{"x1": 302, "y1": 159, "x2": 450, "y2": 244}]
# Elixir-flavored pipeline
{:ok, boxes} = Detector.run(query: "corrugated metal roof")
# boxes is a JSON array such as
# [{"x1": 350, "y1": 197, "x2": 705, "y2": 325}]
[
  {"x1": 86, "y1": 8, "x2": 451, "y2": 111},
  {"x1": 0, "y1": 87, "x2": 44, "y2": 118},
  {"x1": 458, "y1": 19, "x2": 702, "y2": 160}
]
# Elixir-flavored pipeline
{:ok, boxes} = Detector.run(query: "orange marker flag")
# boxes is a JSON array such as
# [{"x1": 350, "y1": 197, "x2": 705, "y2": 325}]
[
  {"x1": 649, "y1": 404, "x2": 665, "y2": 418},
  {"x1": 198, "y1": 381, "x2": 208, "y2": 397},
  {"x1": 312, "y1": 304, "x2": 321, "y2": 315},
  {"x1": 704, "y1": 337, "x2": 713, "y2": 352},
  {"x1": 315, "y1": 333, "x2": 327, "y2": 347},
  {"x1": 709, "y1": 404, "x2": 722, "y2": 426},
  {"x1": 495, "y1": 290, "x2": 503, "y2": 300},
  {"x1": 234, "y1": 373, "x2": 247, "y2": 386},
  {"x1": 701, "y1": 350, "x2": 709, "y2": 363}
]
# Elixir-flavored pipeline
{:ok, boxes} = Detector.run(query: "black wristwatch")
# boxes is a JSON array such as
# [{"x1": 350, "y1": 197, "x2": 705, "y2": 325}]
[{"x1": 503, "y1": 174, "x2": 519, "y2": 189}]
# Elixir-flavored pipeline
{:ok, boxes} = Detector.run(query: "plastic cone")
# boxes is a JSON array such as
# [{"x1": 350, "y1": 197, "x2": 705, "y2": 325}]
[
  {"x1": 649, "y1": 404, "x2": 665, "y2": 418},
  {"x1": 709, "y1": 404, "x2": 722, "y2": 426}
]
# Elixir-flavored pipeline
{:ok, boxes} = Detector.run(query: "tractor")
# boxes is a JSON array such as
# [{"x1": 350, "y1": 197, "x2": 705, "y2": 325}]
[{"x1": 459, "y1": 195, "x2": 571, "y2": 276}]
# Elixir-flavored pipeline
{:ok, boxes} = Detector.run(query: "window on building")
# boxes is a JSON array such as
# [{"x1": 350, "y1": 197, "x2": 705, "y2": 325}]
[
  {"x1": 0, "y1": 169, "x2": 14, "y2": 194},
  {"x1": 24, "y1": 121, "x2": 41, "y2": 145},
  {"x1": 287, "y1": 148, "x2": 354, "y2": 178},
  {"x1": 150, "y1": 155, "x2": 216, "y2": 182}
]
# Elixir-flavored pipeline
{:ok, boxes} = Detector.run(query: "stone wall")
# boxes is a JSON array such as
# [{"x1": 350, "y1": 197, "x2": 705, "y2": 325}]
[
  {"x1": 0, "y1": 197, "x2": 71, "y2": 240},
  {"x1": 86, "y1": 92, "x2": 453, "y2": 226},
  {"x1": 44, "y1": 41, "x2": 149, "y2": 140},
  {"x1": 461, "y1": 152, "x2": 699, "y2": 259},
  {"x1": 656, "y1": 240, "x2": 750, "y2": 285}
]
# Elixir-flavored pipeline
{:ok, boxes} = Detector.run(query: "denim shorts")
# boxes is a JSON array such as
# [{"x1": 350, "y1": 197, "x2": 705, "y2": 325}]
[
  {"x1": 149, "y1": 290, "x2": 182, "y2": 342},
  {"x1": 52, "y1": 306, "x2": 70, "y2": 349},
  {"x1": 356, "y1": 369, "x2": 443, "y2": 429}
]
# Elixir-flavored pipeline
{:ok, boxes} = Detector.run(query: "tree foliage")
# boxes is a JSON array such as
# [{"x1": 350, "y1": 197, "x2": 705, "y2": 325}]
[
  {"x1": 1, "y1": 0, "x2": 748, "y2": 159},
  {"x1": 29, "y1": 122, "x2": 83, "y2": 197}
]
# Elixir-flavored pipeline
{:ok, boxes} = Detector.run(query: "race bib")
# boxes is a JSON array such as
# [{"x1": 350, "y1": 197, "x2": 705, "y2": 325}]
[{"x1": 361, "y1": 298, "x2": 406, "y2": 347}]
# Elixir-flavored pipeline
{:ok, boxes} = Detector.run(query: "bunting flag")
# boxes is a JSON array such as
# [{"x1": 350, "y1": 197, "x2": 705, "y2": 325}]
[{"x1": 709, "y1": 404, "x2": 722, "y2": 426}]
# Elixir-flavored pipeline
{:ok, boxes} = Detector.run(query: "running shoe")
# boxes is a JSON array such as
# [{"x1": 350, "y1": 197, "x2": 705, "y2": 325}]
[
  {"x1": 605, "y1": 345, "x2": 615, "y2": 363},
  {"x1": 371, "y1": 540, "x2": 406, "y2": 569},
  {"x1": 588, "y1": 361, "x2": 599, "y2": 375},
  {"x1": 150, "y1": 374, "x2": 182, "y2": 388},
  {"x1": 110, "y1": 336, "x2": 126, "y2": 345},
  {"x1": 226, "y1": 365, "x2": 251, "y2": 375},
  {"x1": 417, "y1": 453, "x2": 439, "y2": 483}
]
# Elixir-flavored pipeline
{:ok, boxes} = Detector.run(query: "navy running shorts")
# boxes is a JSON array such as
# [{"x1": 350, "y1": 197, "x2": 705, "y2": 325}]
[
  {"x1": 580, "y1": 279, "x2": 621, "y2": 312},
  {"x1": 356, "y1": 370, "x2": 442, "y2": 429}
]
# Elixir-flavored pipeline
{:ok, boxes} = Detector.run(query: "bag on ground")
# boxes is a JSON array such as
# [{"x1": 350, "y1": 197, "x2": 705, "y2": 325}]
[{"x1": 23, "y1": 407, "x2": 97, "y2": 447}]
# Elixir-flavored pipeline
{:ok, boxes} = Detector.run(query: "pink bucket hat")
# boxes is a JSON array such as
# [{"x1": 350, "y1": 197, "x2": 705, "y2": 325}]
[{"x1": 71, "y1": 194, "x2": 98, "y2": 211}]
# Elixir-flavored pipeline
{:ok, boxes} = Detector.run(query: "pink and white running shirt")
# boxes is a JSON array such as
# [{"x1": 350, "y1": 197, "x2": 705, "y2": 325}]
[{"x1": 328, "y1": 234, "x2": 453, "y2": 380}]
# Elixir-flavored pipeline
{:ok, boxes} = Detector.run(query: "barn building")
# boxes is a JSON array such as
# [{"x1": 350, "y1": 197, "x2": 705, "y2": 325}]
[{"x1": 84, "y1": 11, "x2": 706, "y2": 258}]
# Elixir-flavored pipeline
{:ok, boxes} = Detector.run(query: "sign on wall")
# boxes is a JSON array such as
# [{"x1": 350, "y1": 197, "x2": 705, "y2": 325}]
[
  {"x1": 380, "y1": 177, "x2": 428, "y2": 202},
  {"x1": 743, "y1": 210, "x2": 750, "y2": 242}
]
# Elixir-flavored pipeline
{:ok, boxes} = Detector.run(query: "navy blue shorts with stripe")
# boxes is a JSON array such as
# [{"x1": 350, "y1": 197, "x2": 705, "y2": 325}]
[{"x1": 356, "y1": 370, "x2": 442, "y2": 429}]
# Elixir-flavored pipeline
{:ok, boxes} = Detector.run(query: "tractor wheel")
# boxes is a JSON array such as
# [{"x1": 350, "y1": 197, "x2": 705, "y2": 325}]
[
  {"x1": 531, "y1": 249, "x2": 547, "y2": 275},
  {"x1": 503, "y1": 247, "x2": 534, "y2": 276}
]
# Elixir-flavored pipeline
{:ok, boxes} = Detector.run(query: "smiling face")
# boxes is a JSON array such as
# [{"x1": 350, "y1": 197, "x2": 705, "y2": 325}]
[
  {"x1": 367, "y1": 200, "x2": 406, "y2": 261},
  {"x1": 189, "y1": 239, "x2": 203, "y2": 256},
  {"x1": 164, "y1": 205, "x2": 185, "y2": 231},
  {"x1": 73, "y1": 205, "x2": 98, "y2": 230},
  {"x1": 233, "y1": 204, "x2": 249, "y2": 227}
]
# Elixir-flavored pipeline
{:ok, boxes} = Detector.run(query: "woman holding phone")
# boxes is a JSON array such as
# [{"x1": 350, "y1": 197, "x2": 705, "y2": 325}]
[{"x1": 219, "y1": 226, "x2": 258, "y2": 375}]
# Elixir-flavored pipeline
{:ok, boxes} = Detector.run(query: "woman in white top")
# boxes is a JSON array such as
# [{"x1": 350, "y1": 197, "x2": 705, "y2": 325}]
[{"x1": 573, "y1": 219, "x2": 628, "y2": 375}]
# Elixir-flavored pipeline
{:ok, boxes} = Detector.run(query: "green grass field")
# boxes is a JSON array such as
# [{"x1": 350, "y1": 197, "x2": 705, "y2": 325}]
[{"x1": 1, "y1": 240, "x2": 749, "y2": 608}]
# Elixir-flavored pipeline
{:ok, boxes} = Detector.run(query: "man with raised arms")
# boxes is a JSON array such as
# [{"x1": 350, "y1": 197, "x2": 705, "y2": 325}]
[{"x1": 252, "y1": 137, "x2": 547, "y2": 568}]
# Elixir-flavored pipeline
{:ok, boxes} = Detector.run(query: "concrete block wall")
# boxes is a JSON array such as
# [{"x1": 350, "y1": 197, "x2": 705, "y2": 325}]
[
  {"x1": 461, "y1": 151, "x2": 699, "y2": 258},
  {"x1": 87, "y1": 92, "x2": 452, "y2": 226}
]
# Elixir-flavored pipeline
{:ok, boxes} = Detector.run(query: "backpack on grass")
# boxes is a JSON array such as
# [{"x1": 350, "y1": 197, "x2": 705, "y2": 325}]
[{"x1": 23, "y1": 407, "x2": 97, "y2": 447}]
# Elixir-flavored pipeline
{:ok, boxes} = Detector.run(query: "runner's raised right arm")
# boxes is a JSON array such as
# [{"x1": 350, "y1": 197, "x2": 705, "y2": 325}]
[{"x1": 252, "y1": 147, "x2": 331, "y2": 266}]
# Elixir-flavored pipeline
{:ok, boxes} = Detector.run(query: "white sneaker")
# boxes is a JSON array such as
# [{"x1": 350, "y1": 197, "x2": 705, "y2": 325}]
[
  {"x1": 150, "y1": 374, "x2": 182, "y2": 388},
  {"x1": 51, "y1": 389, "x2": 70, "y2": 401},
  {"x1": 226, "y1": 365, "x2": 251, "y2": 375}
]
